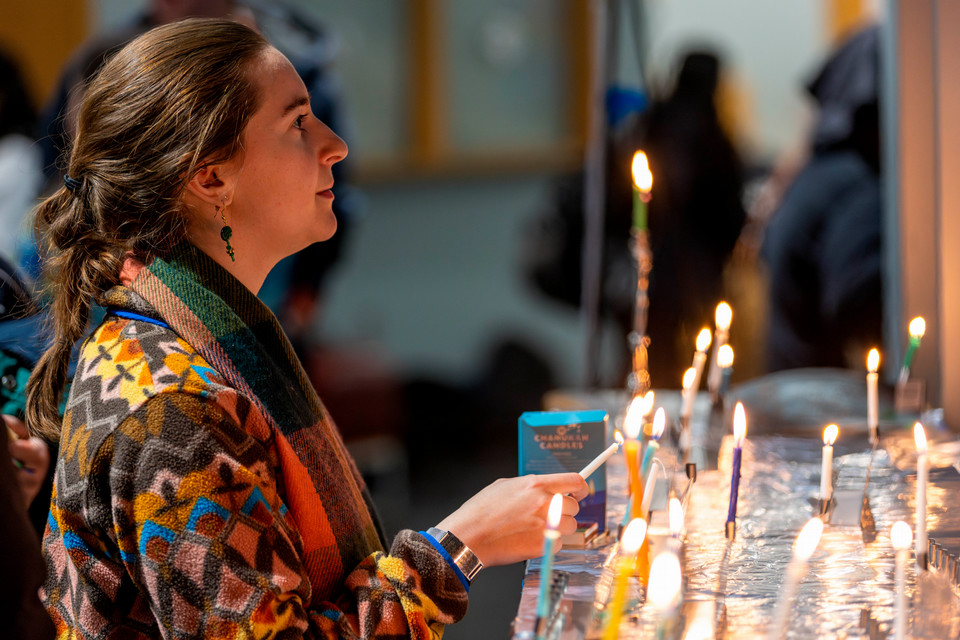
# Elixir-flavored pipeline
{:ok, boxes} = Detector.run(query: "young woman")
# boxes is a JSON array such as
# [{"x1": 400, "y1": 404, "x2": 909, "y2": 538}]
[{"x1": 28, "y1": 19, "x2": 587, "y2": 639}]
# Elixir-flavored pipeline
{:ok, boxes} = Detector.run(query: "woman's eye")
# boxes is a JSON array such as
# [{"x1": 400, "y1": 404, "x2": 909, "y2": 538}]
[{"x1": 294, "y1": 115, "x2": 306, "y2": 130}]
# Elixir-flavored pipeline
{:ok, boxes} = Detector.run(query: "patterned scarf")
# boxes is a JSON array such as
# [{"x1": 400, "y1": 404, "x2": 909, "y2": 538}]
[{"x1": 125, "y1": 242, "x2": 384, "y2": 604}]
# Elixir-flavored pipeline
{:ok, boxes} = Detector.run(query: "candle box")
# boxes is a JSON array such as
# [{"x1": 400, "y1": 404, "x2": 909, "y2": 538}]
[{"x1": 519, "y1": 410, "x2": 609, "y2": 532}]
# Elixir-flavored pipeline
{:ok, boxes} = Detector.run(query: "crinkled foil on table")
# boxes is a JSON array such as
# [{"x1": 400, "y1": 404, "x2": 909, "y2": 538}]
[{"x1": 513, "y1": 426, "x2": 960, "y2": 639}]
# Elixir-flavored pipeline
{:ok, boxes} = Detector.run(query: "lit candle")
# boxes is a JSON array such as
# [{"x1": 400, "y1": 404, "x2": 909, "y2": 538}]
[
  {"x1": 579, "y1": 432, "x2": 623, "y2": 480},
  {"x1": 891, "y1": 520, "x2": 912, "y2": 640},
  {"x1": 640, "y1": 407, "x2": 665, "y2": 481},
  {"x1": 820, "y1": 424, "x2": 838, "y2": 508},
  {"x1": 640, "y1": 390, "x2": 655, "y2": 423},
  {"x1": 867, "y1": 349, "x2": 880, "y2": 444},
  {"x1": 681, "y1": 329, "x2": 712, "y2": 421},
  {"x1": 639, "y1": 463, "x2": 658, "y2": 520},
  {"x1": 648, "y1": 550, "x2": 683, "y2": 638},
  {"x1": 914, "y1": 422, "x2": 928, "y2": 570},
  {"x1": 535, "y1": 493, "x2": 564, "y2": 635},
  {"x1": 622, "y1": 396, "x2": 646, "y2": 526},
  {"x1": 631, "y1": 151, "x2": 653, "y2": 232},
  {"x1": 898, "y1": 316, "x2": 925, "y2": 384},
  {"x1": 707, "y1": 302, "x2": 732, "y2": 398},
  {"x1": 717, "y1": 344, "x2": 734, "y2": 398},
  {"x1": 602, "y1": 518, "x2": 648, "y2": 640},
  {"x1": 766, "y1": 517, "x2": 824, "y2": 640},
  {"x1": 725, "y1": 402, "x2": 746, "y2": 540}
]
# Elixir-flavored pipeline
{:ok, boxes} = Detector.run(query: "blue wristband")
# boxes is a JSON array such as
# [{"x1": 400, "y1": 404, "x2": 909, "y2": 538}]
[{"x1": 419, "y1": 530, "x2": 470, "y2": 591}]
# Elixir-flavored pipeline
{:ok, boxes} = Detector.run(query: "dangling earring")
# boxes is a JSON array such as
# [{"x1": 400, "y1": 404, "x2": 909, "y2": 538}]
[{"x1": 217, "y1": 200, "x2": 235, "y2": 262}]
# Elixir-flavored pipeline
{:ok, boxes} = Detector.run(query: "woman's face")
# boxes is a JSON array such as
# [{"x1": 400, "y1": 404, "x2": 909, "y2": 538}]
[{"x1": 223, "y1": 47, "x2": 347, "y2": 261}]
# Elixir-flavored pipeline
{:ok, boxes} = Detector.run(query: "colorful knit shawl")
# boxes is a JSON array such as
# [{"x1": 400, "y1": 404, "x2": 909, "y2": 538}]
[{"x1": 126, "y1": 242, "x2": 384, "y2": 605}]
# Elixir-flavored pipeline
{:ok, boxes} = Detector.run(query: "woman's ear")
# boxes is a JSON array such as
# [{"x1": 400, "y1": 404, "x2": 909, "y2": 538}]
[{"x1": 184, "y1": 164, "x2": 232, "y2": 206}]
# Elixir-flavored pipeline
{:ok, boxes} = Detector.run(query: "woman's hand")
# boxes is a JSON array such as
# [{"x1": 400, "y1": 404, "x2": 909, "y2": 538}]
[
  {"x1": 5, "y1": 415, "x2": 50, "y2": 508},
  {"x1": 436, "y1": 472, "x2": 589, "y2": 567}
]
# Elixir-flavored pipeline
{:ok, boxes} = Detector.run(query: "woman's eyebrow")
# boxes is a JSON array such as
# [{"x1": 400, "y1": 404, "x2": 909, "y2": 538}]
[{"x1": 281, "y1": 95, "x2": 310, "y2": 117}]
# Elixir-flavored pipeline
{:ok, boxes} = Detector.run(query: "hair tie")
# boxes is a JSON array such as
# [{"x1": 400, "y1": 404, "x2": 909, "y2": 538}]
[{"x1": 64, "y1": 175, "x2": 82, "y2": 194}]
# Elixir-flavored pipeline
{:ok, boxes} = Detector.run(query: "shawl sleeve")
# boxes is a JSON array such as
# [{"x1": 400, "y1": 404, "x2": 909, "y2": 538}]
[{"x1": 101, "y1": 391, "x2": 468, "y2": 639}]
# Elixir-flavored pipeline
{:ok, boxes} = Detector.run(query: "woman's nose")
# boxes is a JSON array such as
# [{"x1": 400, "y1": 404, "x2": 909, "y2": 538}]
[{"x1": 317, "y1": 119, "x2": 348, "y2": 165}]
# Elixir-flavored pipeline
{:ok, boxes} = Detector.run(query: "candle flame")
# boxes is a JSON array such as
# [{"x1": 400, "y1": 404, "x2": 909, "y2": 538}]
[
  {"x1": 652, "y1": 407, "x2": 666, "y2": 439},
  {"x1": 909, "y1": 316, "x2": 926, "y2": 339},
  {"x1": 733, "y1": 402, "x2": 746, "y2": 445},
  {"x1": 718, "y1": 344, "x2": 734, "y2": 368},
  {"x1": 632, "y1": 151, "x2": 653, "y2": 192},
  {"x1": 891, "y1": 520, "x2": 913, "y2": 550},
  {"x1": 624, "y1": 396, "x2": 644, "y2": 439},
  {"x1": 648, "y1": 551, "x2": 683, "y2": 610},
  {"x1": 614, "y1": 430, "x2": 624, "y2": 446},
  {"x1": 682, "y1": 367, "x2": 697, "y2": 391},
  {"x1": 867, "y1": 348, "x2": 880, "y2": 372},
  {"x1": 823, "y1": 424, "x2": 838, "y2": 446},
  {"x1": 547, "y1": 493, "x2": 564, "y2": 529},
  {"x1": 715, "y1": 302, "x2": 732, "y2": 331},
  {"x1": 640, "y1": 390, "x2": 655, "y2": 418},
  {"x1": 793, "y1": 517, "x2": 824, "y2": 561},
  {"x1": 683, "y1": 618, "x2": 714, "y2": 640},
  {"x1": 668, "y1": 497, "x2": 684, "y2": 536},
  {"x1": 913, "y1": 422, "x2": 927, "y2": 453},
  {"x1": 621, "y1": 518, "x2": 648, "y2": 553},
  {"x1": 696, "y1": 328, "x2": 712, "y2": 352}
]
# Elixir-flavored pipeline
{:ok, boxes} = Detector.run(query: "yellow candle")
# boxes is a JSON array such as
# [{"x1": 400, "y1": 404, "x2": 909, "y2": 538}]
[{"x1": 603, "y1": 519, "x2": 647, "y2": 640}]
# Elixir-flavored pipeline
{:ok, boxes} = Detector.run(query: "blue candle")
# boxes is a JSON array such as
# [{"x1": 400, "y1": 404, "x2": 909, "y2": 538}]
[
  {"x1": 536, "y1": 494, "x2": 564, "y2": 633},
  {"x1": 725, "y1": 403, "x2": 747, "y2": 539},
  {"x1": 640, "y1": 407, "x2": 665, "y2": 481}
]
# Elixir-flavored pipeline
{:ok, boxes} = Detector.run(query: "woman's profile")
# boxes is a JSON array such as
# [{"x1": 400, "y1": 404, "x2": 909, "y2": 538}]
[{"x1": 28, "y1": 19, "x2": 586, "y2": 638}]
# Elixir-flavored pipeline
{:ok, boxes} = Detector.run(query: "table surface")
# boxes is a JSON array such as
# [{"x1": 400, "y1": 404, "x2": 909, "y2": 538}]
[{"x1": 512, "y1": 385, "x2": 960, "y2": 639}]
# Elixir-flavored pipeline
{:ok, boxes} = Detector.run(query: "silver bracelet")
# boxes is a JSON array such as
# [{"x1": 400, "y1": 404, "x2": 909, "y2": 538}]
[{"x1": 425, "y1": 527, "x2": 483, "y2": 583}]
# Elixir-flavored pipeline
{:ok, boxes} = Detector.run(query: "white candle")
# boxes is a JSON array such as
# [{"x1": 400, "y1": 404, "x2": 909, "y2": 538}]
[
  {"x1": 639, "y1": 464, "x2": 658, "y2": 519},
  {"x1": 535, "y1": 494, "x2": 564, "y2": 631},
  {"x1": 717, "y1": 344, "x2": 734, "y2": 398},
  {"x1": 767, "y1": 517, "x2": 824, "y2": 640},
  {"x1": 867, "y1": 349, "x2": 880, "y2": 444},
  {"x1": 580, "y1": 432, "x2": 623, "y2": 480},
  {"x1": 680, "y1": 366, "x2": 698, "y2": 423},
  {"x1": 891, "y1": 520, "x2": 912, "y2": 640},
  {"x1": 681, "y1": 329, "x2": 712, "y2": 420},
  {"x1": 914, "y1": 422, "x2": 928, "y2": 569},
  {"x1": 820, "y1": 424, "x2": 838, "y2": 504},
  {"x1": 707, "y1": 302, "x2": 732, "y2": 397}
]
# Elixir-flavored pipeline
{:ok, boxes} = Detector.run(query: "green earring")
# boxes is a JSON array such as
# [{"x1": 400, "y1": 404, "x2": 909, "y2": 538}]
[{"x1": 218, "y1": 202, "x2": 235, "y2": 262}]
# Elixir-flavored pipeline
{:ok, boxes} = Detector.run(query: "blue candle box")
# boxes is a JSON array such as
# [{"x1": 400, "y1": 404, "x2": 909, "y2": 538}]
[{"x1": 518, "y1": 410, "x2": 609, "y2": 532}]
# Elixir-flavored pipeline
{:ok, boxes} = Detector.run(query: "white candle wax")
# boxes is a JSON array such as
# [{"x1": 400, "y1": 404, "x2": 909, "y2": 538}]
[
  {"x1": 891, "y1": 521, "x2": 912, "y2": 640},
  {"x1": 820, "y1": 425, "x2": 838, "y2": 503},
  {"x1": 707, "y1": 303, "x2": 732, "y2": 397},
  {"x1": 681, "y1": 329, "x2": 711, "y2": 420},
  {"x1": 579, "y1": 438, "x2": 622, "y2": 480},
  {"x1": 639, "y1": 465, "x2": 658, "y2": 519},
  {"x1": 681, "y1": 361, "x2": 702, "y2": 421},
  {"x1": 914, "y1": 423, "x2": 928, "y2": 569},
  {"x1": 867, "y1": 349, "x2": 880, "y2": 444}
]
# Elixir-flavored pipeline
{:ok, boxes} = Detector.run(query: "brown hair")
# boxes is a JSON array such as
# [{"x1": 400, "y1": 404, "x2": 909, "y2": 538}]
[{"x1": 27, "y1": 18, "x2": 269, "y2": 439}]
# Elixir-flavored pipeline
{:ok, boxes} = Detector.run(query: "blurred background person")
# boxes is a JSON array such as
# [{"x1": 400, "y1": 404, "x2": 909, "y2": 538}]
[
  {"x1": 618, "y1": 49, "x2": 746, "y2": 387},
  {"x1": 0, "y1": 49, "x2": 42, "y2": 269},
  {"x1": 761, "y1": 24, "x2": 882, "y2": 371}
]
